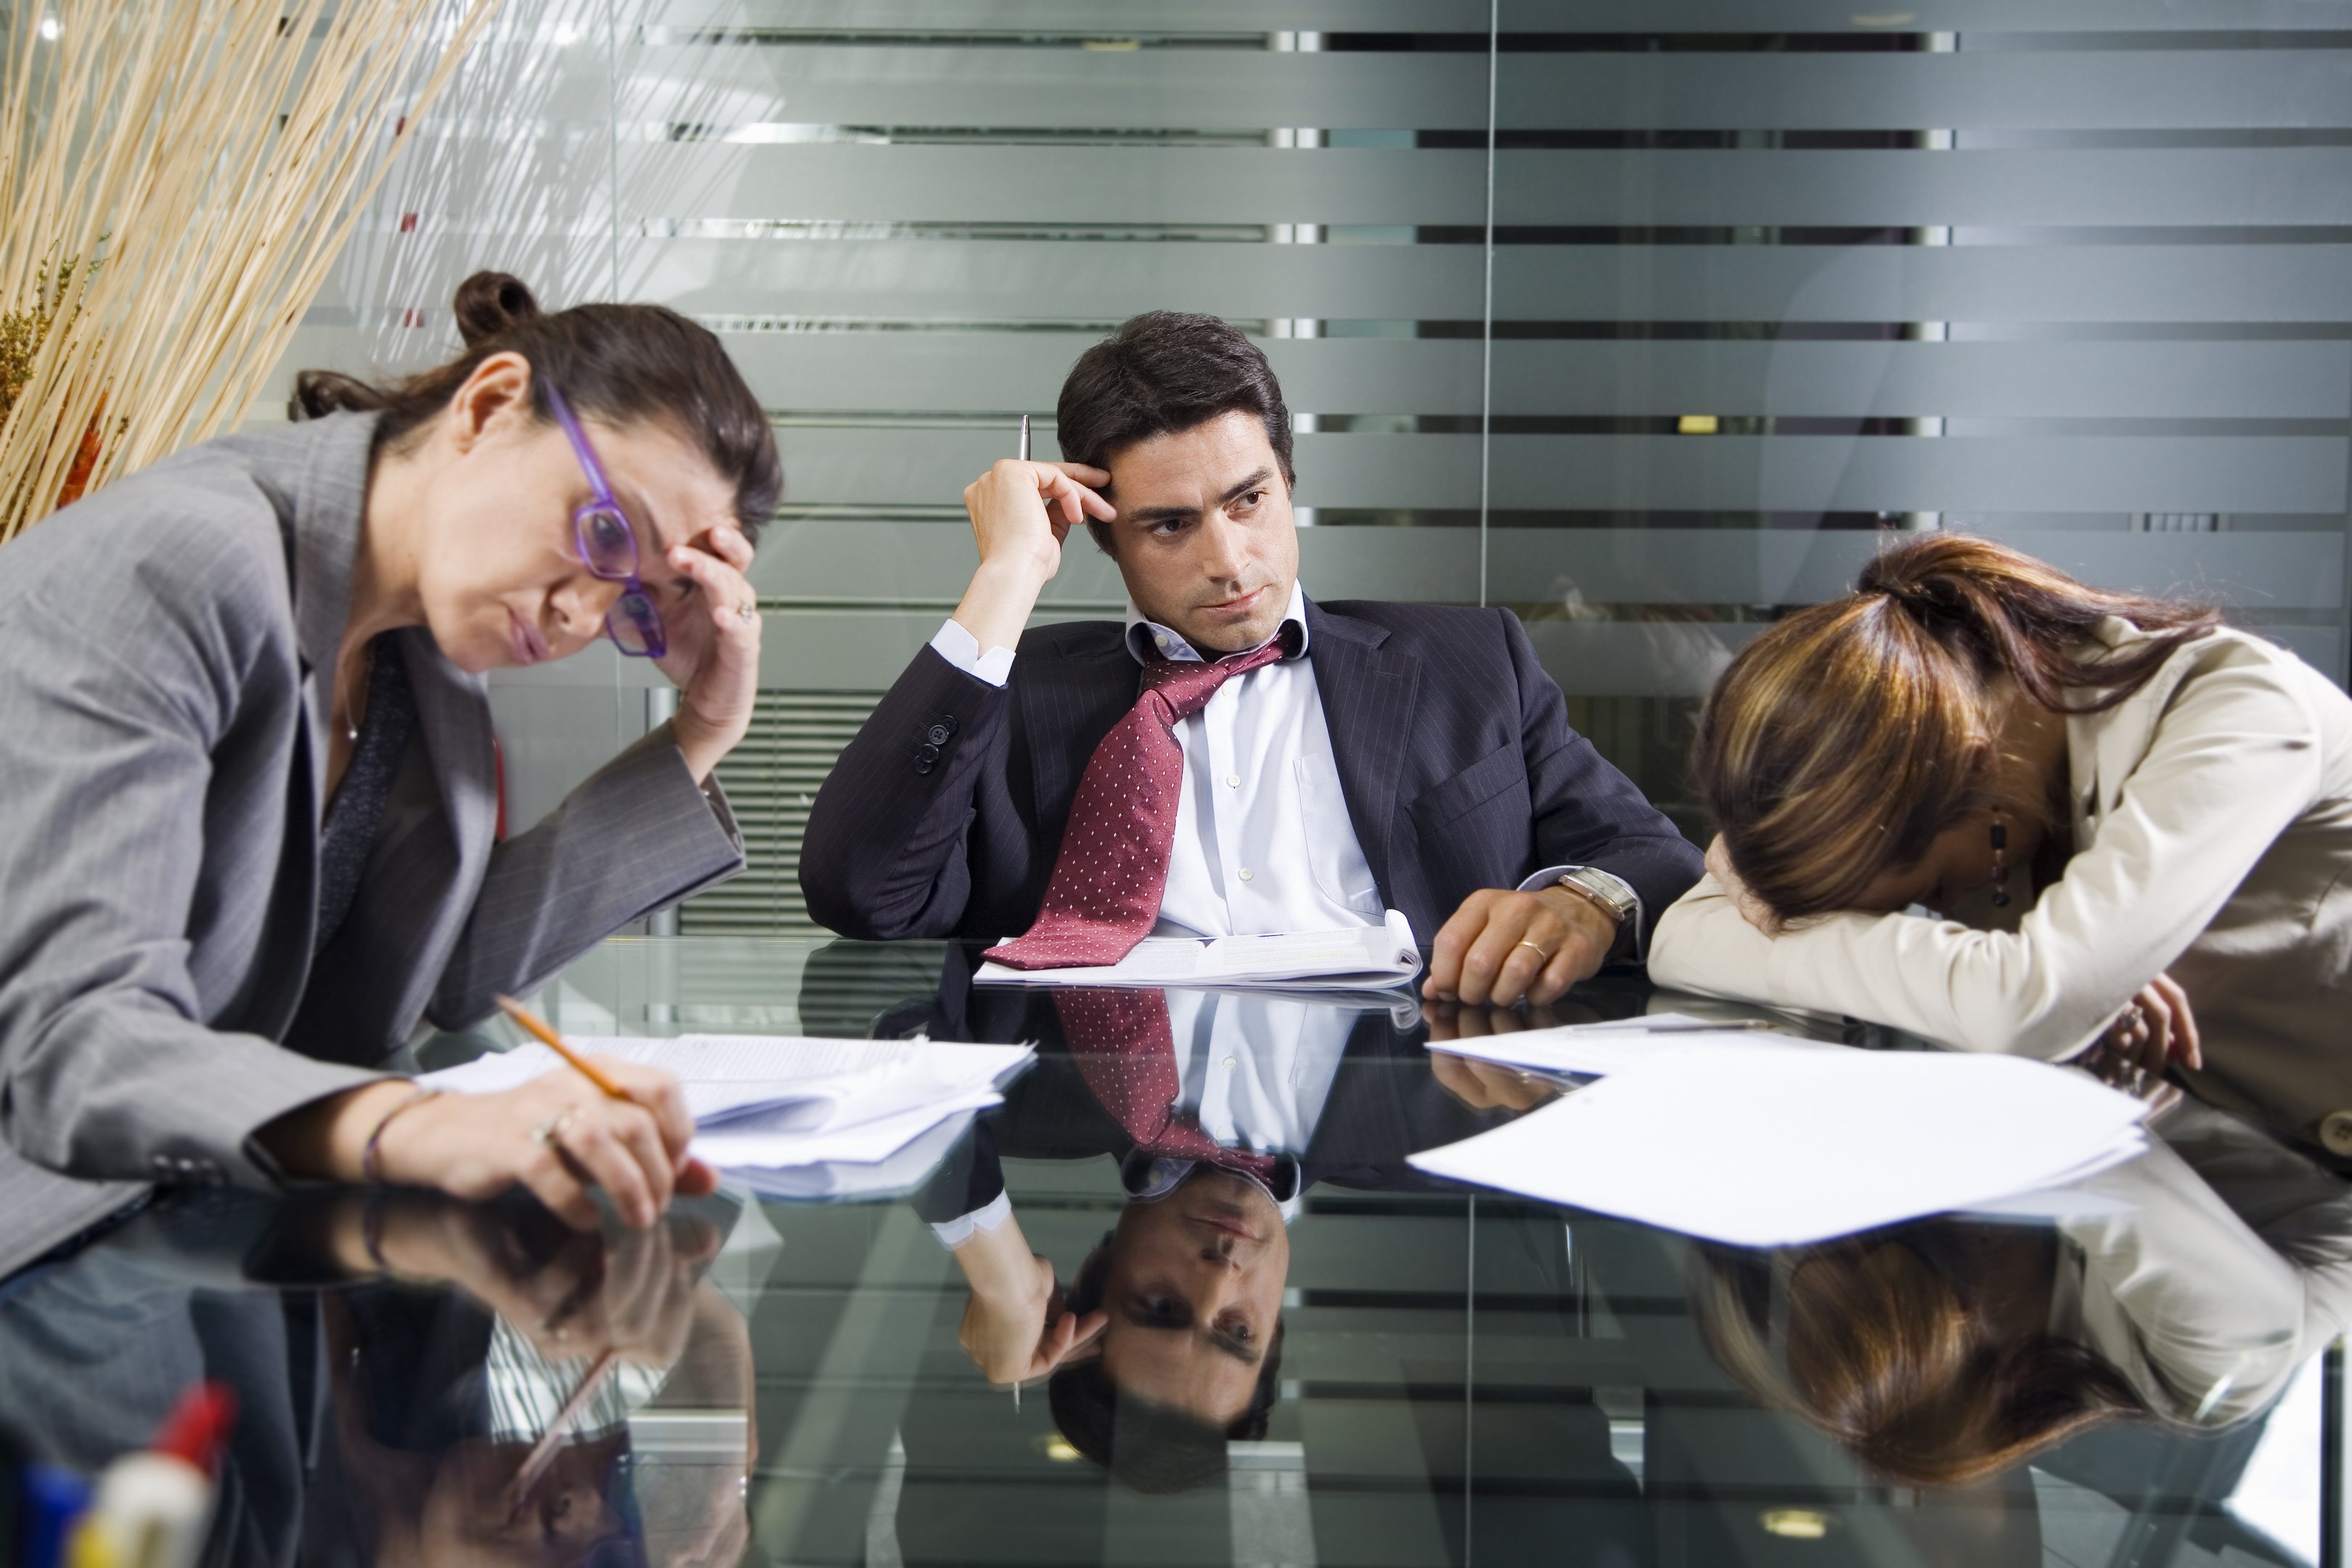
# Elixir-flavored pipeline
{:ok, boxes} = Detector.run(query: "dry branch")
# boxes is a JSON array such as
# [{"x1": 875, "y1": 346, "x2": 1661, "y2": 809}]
[{"x1": 0, "y1": 0, "x2": 509, "y2": 544}]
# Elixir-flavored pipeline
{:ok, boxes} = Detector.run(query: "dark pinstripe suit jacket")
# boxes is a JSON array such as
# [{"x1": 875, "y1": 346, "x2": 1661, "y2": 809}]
[{"x1": 800, "y1": 597, "x2": 1703, "y2": 951}]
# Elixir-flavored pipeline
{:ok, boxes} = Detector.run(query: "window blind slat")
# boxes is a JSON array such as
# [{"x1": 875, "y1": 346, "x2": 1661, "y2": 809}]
[
  {"x1": 1487, "y1": 529, "x2": 2345, "y2": 608},
  {"x1": 1493, "y1": 246, "x2": 2352, "y2": 325},
  {"x1": 1494, "y1": 150, "x2": 2352, "y2": 229},
  {"x1": 652, "y1": 46, "x2": 2352, "y2": 134},
  {"x1": 724, "y1": 335, "x2": 2348, "y2": 420},
  {"x1": 769, "y1": 427, "x2": 2345, "y2": 513},
  {"x1": 1486, "y1": 433, "x2": 2346, "y2": 514}
]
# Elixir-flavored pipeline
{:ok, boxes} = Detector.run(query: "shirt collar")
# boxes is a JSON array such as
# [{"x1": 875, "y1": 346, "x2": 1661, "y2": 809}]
[
  {"x1": 1122, "y1": 1151, "x2": 1305, "y2": 1225},
  {"x1": 1123, "y1": 580, "x2": 1310, "y2": 666}
]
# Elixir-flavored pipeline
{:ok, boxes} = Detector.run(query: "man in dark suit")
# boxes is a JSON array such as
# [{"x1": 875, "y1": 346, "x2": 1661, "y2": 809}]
[{"x1": 801, "y1": 312, "x2": 1702, "y2": 1007}]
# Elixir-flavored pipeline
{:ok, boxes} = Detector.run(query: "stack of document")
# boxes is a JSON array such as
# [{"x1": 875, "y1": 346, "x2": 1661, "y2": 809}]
[
  {"x1": 1426, "y1": 1010, "x2": 1838, "y2": 1079},
  {"x1": 420, "y1": 1034, "x2": 1032, "y2": 1199},
  {"x1": 976, "y1": 908, "x2": 1421, "y2": 991},
  {"x1": 1408, "y1": 1042, "x2": 2152, "y2": 1247}
]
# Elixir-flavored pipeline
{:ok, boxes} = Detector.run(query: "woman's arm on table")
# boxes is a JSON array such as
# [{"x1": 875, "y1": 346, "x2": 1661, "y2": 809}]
[{"x1": 1650, "y1": 642, "x2": 2324, "y2": 1059}]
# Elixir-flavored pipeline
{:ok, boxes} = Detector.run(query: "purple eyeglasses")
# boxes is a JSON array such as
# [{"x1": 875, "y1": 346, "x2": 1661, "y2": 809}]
[{"x1": 545, "y1": 382, "x2": 665, "y2": 658}]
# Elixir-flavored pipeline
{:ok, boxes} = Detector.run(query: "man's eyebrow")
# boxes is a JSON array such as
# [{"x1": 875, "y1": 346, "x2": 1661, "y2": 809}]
[
  {"x1": 1122, "y1": 467, "x2": 1277, "y2": 526},
  {"x1": 1219, "y1": 467, "x2": 1275, "y2": 507},
  {"x1": 1206, "y1": 1329, "x2": 1261, "y2": 1367}
]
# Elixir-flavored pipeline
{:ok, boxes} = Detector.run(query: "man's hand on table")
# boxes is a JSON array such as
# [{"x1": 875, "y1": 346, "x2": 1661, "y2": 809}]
[{"x1": 1423, "y1": 885, "x2": 1617, "y2": 1008}]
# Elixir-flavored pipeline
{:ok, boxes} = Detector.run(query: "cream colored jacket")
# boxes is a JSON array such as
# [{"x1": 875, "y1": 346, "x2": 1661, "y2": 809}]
[{"x1": 1650, "y1": 621, "x2": 2352, "y2": 1155}]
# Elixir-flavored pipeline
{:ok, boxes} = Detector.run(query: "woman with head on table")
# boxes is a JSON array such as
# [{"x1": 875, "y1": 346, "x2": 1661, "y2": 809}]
[
  {"x1": 1649, "y1": 533, "x2": 2352, "y2": 1159},
  {"x1": 0, "y1": 270, "x2": 779, "y2": 1228}
]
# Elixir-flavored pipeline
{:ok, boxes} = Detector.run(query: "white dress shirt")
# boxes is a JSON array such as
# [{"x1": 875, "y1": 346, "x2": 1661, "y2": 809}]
[{"x1": 928, "y1": 583, "x2": 1641, "y2": 945}]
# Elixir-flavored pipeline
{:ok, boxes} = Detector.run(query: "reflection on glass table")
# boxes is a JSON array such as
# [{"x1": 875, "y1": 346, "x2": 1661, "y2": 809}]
[{"x1": 0, "y1": 933, "x2": 2342, "y2": 1567}]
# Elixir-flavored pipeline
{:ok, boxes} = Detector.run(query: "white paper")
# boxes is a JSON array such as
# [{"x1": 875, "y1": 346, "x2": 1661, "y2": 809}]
[
  {"x1": 1407, "y1": 1043, "x2": 2152, "y2": 1247},
  {"x1": 417, "y1": 1034, "x2": 1032, "y2": 1155},
  {"x1": 724, "y1": 1111, "x2": 983, "y2": 1201},
  {"x1": 974, "y1": 908, "x2": 1421, "y2": 991},
  {"x1": 692, "y1": 1087, "x2": 1006, "y2": 1169},
  {"x1": 1429, "y1": 1017, "x2": 1839, "y2": 1079}
]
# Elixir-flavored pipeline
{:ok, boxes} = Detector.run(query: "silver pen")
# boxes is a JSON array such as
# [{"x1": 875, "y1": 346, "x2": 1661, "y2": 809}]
[{"x1": 1017, "y1": 412, "x2": 1030, "y2": 462}]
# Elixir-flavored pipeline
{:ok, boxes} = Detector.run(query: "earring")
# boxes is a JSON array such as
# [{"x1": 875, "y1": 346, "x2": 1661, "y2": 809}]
[{"x1": 1989, "y1": 814, "x2": 2012, "y2": 907}]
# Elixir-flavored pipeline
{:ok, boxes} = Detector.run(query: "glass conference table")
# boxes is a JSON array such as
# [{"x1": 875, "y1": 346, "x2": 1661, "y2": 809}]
[{"x1": 1, "y1": 934, "x2": 2346, "y2": 1568}]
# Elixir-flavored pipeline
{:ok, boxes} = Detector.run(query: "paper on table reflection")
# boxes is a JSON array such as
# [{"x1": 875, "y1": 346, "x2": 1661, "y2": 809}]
[{"x1": 1408, "y1": 1042, "x2": 2151, "y2": 1247}]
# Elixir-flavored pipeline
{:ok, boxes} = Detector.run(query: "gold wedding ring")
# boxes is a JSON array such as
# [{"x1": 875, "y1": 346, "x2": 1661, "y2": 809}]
[{"x1": 1516, "y1": 940, "x2": 1551, "y2": 963}]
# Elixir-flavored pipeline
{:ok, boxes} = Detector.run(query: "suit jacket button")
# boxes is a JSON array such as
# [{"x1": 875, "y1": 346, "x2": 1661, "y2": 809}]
[
  {"x1": 914, "y1": 755, "x2": 936, "y2": 775},
  {"x1": 926, "y1": 724, "x2": 952, "y2": 747},
  {"x1": 2322, "y1": 1111, "x2": 2352, "y2": 1157},
  {"x1": 917, "y1": 742, "x2": 941, "y2": 764},
  {"x1": 931, "y1": 714, "x2": 958, "y2": 739}
]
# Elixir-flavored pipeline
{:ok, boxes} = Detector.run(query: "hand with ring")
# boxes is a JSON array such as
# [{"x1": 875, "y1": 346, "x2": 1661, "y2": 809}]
[
  {"x1": 1423, "y1": 885, "x2": 1617, "y2": 1008},
  {"x1": 650, "y1": 519, "x2": 762, "y2": 785},
  {"x1": 2102, "y1": 971, "x2": 2201, "y2": 1077},
  {"x1": 357, "y1": 1057, "x2": 714, "y2": 1230}
]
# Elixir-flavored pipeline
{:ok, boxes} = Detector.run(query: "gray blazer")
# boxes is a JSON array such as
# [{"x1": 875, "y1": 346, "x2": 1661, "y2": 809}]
[{"x1": 0, "y1": 412, "x2": 744, "y2": 1238}]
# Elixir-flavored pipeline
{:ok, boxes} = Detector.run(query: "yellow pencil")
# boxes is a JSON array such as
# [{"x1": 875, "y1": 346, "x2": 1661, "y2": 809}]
[{"x1": 493, "y1": 994, "x2": 631, "y2": 1101}]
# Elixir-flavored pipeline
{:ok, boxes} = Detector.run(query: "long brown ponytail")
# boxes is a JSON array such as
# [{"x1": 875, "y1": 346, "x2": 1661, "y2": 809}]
[
  {"x1": 292, "y1": 271, "x2": 781, "y2": 540},
  {"x1": 1692, "y1": 534, "x2": 2222, "y2": 921}
]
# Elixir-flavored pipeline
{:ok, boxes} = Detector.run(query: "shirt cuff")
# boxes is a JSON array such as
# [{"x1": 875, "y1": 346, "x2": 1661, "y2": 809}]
[
  {"x1": 931, "y1": 1188, "x2": 1014, "y2": 1250},
  {"x1": 1521, "y1": 865, "x2": 1648, "y2": 961},
  {"x1": 930, "y1": 618, "x2": 1016, "y2": 688}
]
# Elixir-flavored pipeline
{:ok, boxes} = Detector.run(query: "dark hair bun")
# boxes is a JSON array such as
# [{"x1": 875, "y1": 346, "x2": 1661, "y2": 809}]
[{"x1": 452, "y1": 271, "x2": 541, "y2": 348}]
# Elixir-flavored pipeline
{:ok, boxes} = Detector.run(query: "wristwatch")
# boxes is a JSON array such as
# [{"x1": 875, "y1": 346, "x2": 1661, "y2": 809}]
[{"x1": 1550, "y1": 866, "x2": 1638, "y2": 931}]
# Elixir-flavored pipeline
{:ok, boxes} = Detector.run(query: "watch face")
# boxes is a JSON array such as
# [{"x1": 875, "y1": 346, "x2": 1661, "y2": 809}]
[{"x1": 1563, "y1": 871, "x2": 1630, "y2": 920}]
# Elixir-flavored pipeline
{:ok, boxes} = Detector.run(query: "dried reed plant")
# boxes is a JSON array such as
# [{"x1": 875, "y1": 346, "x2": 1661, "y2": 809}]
[{"x1": 0, "y1": 0, "x2": 509, "y2": 544}]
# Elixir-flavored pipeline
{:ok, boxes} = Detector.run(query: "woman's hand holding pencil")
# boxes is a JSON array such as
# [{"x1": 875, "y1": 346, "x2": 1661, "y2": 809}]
[{"x1": 264, "y1": 994, "x2": 714, "y2": 1228}]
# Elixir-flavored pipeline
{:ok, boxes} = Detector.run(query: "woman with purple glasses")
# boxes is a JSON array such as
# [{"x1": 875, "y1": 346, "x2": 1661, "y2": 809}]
[{"x1": 0, "y1": 271, "x2": 779, "y2": 1240}]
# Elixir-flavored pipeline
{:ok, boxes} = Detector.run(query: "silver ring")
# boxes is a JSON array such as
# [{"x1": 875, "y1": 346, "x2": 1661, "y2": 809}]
[
  {"x1": 531, "y1": 1107, "x2": 581, "y2": 1147},
  {"x1": 1515, "y1": 940, "x2": 1551, "y2": 963},
  {"x1": 737, "y1": 601, "x2": 758, "y2": 624}
]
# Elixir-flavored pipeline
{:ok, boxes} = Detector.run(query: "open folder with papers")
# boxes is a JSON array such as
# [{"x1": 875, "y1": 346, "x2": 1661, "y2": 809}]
[
  {"x1": 419, "y1": 1035, "x2": 1032, "y2": 1188},
  {"x1": 975, "y1": 907, "x2": 1421, "y2": 991},
  {"x1": 1408, "y1": 1042, "x2": 2153, "y2": 1248}
]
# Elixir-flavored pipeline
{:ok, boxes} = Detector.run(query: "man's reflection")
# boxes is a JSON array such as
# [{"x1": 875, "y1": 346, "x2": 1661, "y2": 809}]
[
  {"x1": 915, "y1": 976, "x2": 1518, "y2": 1493},
  {"x1": 1688, "y1": 1100, "x2": 2352, "y2": 1489}
]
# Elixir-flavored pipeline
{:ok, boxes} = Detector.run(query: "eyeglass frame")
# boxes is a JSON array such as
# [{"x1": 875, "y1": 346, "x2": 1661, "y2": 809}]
[{"x1": 544, "y1": 381, "x2": 666, "y2": 659}]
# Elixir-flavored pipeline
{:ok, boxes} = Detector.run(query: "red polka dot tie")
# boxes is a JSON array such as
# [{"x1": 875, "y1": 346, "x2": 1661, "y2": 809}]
[
  {"x1": 984, "y1": 633, "x2": 1294, "y2": 970},
  {"x1": 1053, "y1": 988, "x2": 1278, "y2": 1181}
]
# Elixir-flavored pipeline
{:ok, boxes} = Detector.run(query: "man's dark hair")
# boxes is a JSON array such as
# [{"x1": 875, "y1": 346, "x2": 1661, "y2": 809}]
[
  {"x1": 1045, "y1": 1233, "x2": 1288, "y2": 1494},
  {"x1": 1055, "y1": 311, "x2": 1294, "y2": 555}
]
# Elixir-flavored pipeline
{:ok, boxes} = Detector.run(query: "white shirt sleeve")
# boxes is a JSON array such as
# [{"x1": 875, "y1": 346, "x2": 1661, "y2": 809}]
[
  {"x1": 929, "y1": 1188, "x2": 1014, "y2": 1250},
  {"x1": 930, "y1": 618, "x2": 1016, "y2": 688},
  {"x1": 1649, "y1": 641, "x2": 2325, "y2": 1060},
  {"x1": 1520, "y1": 865, "x2": 1648, "y2": 957}
]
